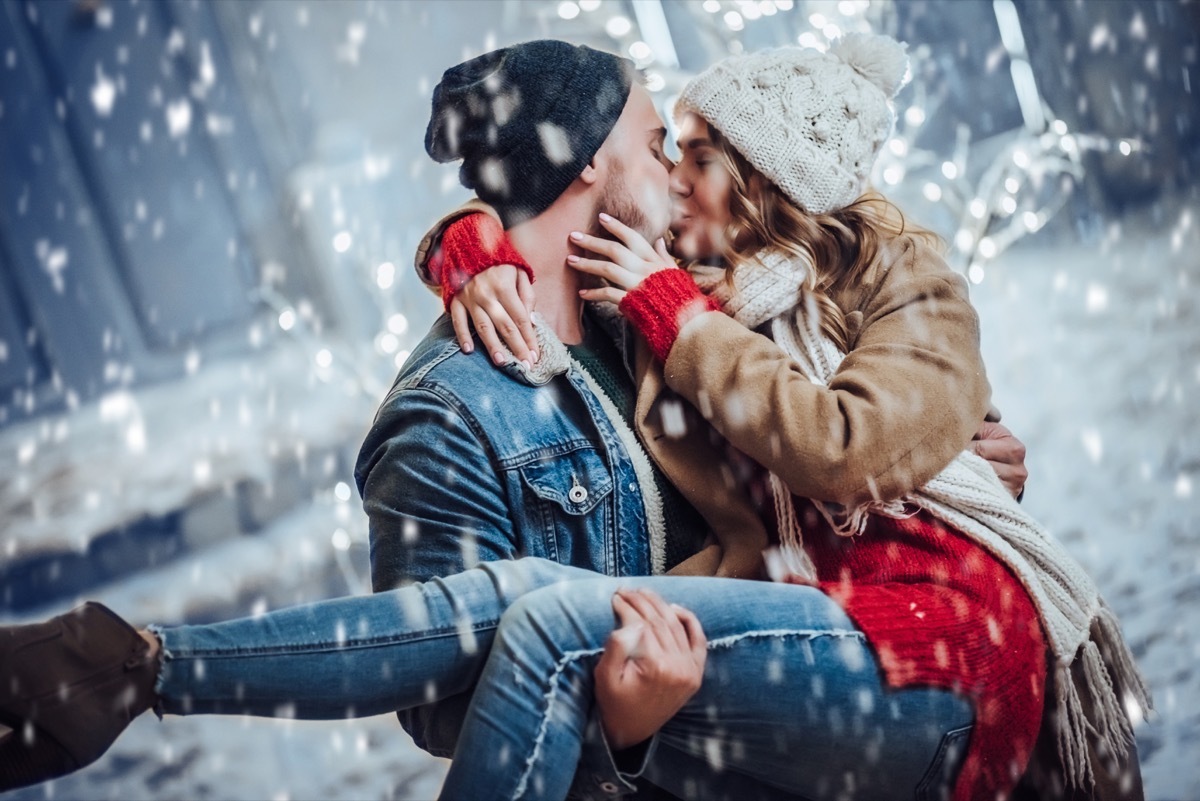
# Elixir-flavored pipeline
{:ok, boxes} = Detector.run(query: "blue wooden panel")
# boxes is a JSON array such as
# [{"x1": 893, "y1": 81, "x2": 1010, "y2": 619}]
[
  {"x1": 0, "y1": 1, "x2": 140, "y2": 417},
  {"x1": 22, "y1": 0, "x2": 256, "y2": 347}
]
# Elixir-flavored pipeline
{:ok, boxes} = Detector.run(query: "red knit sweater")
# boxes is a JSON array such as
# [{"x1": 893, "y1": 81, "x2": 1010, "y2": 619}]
[
  {"x1": 434, "y1": 214, "x2": 1048, "y2": 800},
  {"x1": 792, "y1": 501, "x2": 1046, "y2": 801}
]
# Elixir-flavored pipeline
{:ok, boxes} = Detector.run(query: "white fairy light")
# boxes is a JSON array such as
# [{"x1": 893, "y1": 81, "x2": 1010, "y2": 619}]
[
  {"x1": 334, "y1": 482, "x2": 352, "y2": 502},
  {"x1": 1052, "y1": 119, "x2": 1068, "y2": 135},
  {"x1": 702, "y1": 0, "x2": 721, "y2": 12},
  {"x1": 941, "y1": 161, "x2": 958, "y2": 179},
  {"x1": 387, "y1": 313, "x2": 408, "y2": 335},
  {"x1": 1023, "y1": 211, "x2": 1040, "y2": 230},
  {"x1": 1012, "y1": 149, "x2": 1030, "y2": 168},
  {"x1": 1004, "y1": 176, "x2": 1020, "y2": 194},
  {"x1": 1118, "y1": 140, "x2": 1132, "y2": 156},
  {"x1": 904, "y1": 106, "x2": 925, "y2": 126},
  {"x1": 954, "y1": 229, "x2": 975, "y2": 251},
  {"x1": 394, "y1": 350, "x2": 411, "y2": 369},
  {"x1": 1000, "y1": 196, "x2": 1017, "y2": 215},
  {"x1": 332, "y1": 231, "x2": 352, "y2": 253},
  {"x1": 797, "y1": 31, "x2": 819, "y2": 48},
  {"x1": 724, "y1": 11, "x2": 744, "y2": 30},
  {"x1": 809, "y1": 12, "x2": 827, "y2": 27},
  {"x1": 278, "y1": 308, "x2": 296, "y2": 331},
  {"x1": 969, "y1": 199, "x2": 987, "y2": 219},
  {"x1": 923, "y1": 182, "x2": 942, "y2": 202},
  {"x1": 776, "y1": 0, "x2": 794, "y2": 8},
  {"x1": 315, "y1": 348, "x2": 333, "y2": 368},
  {"x1": 823, "y1": 23, "x2": 842, "y2": 39},
  {"x1": 579, "y1": 0, "x2": 602, "y2": 10},
  {"x1": 605, "y1": 15, "x2": 632, "y2": 37},
  {"x1": 888, "y1": 138, "x2": 907, "y2": 156},
  {"x1": 629, "y1": 41, "x2": 652, "y2": 60},
  {"x1": 882, "y1": 165, "x2": 904, "y2": 185},
  {"x1": 967, "y1": 263, "x2": 985, "y2": 284},
  {"x1": 645, "y1": 72, "x2": 666, "y2": 92},
  {"x1": 557, "y1": 2, "x2": 580, "y2": 20},
  {"x1": 759, "y1": 1, "x2": 778, "y2": 16},
  {"x1": 376, "y1": 261, "x2": 395, "y2": 289},
  {"x1": 978, "y1": 237, "x2": 997, "y2": 258},
  {"x1": 742, "y1": 3, "x2": 762, "y2": 21}
]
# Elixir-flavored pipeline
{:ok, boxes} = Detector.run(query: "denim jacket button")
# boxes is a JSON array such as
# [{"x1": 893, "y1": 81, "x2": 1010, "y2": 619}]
[
  {"x1": 568, "y1": 485, "x2": 589, "y2": 504},
  {"x1": 599, "y1": 781, "x2": 620, "y2": 794}
]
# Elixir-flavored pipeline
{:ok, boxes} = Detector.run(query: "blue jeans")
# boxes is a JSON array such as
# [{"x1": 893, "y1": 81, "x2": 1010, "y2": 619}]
[{"x1": 152, "y1": 558, "x2": 973, "y2": 801}]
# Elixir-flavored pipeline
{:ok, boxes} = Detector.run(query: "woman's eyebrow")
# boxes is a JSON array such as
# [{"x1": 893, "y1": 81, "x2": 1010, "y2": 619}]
[{"x1": 677, "y1": 137, "x2": 713, "y2": 151}]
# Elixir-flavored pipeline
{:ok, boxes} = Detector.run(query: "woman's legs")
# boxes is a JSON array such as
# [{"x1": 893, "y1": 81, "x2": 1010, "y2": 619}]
[
  {"x1": 149, "y1": 557, "x2": 597, "y2": 720},
  {"x1": 440, "y1": 576, "x2": 974, "y2": 801}
]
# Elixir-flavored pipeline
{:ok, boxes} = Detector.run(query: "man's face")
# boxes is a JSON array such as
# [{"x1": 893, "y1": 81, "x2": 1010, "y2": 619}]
[{"x1": 591, "y1": 85, "x2": 673, "y2": 242}]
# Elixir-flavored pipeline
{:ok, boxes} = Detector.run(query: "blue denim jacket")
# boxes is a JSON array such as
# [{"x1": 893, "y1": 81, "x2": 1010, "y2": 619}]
[{"x1": 355, "y1": 312, "x2": 661, "y2": 797}]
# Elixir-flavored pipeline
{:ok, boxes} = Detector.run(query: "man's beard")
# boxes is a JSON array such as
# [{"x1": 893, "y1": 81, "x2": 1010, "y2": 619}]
[{"x1": 592, "y1": 165, "x2": 652, "y2": 241}]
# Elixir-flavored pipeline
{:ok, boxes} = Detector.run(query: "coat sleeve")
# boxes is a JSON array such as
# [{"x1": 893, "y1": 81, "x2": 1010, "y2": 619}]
[
  {"x1": 661, "y1": 239, "x2": 991, "y2": 507},
  {"x1": 413, "y1": 198, "x2": 502, "y2": 291}
]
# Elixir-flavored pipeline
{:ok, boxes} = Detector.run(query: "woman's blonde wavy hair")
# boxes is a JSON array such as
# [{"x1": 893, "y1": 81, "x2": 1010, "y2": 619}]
[{"x1": 706, "y1": 124, "x2": 943, "y2": 352}]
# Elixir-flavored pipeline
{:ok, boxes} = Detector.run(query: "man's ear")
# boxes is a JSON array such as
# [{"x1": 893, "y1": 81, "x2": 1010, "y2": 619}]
[{"x1": 579, "y1": 159, "x2": 600, "y2": 186}]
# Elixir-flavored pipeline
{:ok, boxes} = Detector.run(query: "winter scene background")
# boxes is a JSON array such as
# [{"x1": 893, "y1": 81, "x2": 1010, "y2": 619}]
[{"x1": 1, "y1": 0, "x2": 1197, "y2": 799}]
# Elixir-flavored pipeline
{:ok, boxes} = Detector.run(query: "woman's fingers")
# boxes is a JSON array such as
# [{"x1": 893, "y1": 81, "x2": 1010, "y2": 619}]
[
  {"x1": 654, "y1": 237, "x2": 673, "y2": 263},
  {"x1": 569, "y1": 231, "x2": 639, "y2": 271},
  {"x1": 449, "y1": 297, "x2": 474, "y2": 354},
  {"x1": 496, "y1": 283, "x2": 539, "y2": 364},
  {"x1": 597, "y1": 212, "x2": 658, "y2": 261},
  {"x1": 615, "y1": 589, "x2": 672, "y2": 654},
  {"x1": 578, "y1": 287, "x2": 628, "y2": 305},
  {"x1": 470, "y1": 303, "x2": 519, "y2": 367},
  {"x1": 566, "y1": 255, "x2": 640, "y2": 290}
]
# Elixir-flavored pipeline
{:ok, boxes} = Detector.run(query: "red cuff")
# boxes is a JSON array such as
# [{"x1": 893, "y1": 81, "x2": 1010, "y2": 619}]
[
  {"x1": 437, "y1": 213, "x2": 534, "y2": 311},
  {"x1": 618, "y1": 269, "x2": 721, "y2": 363}
]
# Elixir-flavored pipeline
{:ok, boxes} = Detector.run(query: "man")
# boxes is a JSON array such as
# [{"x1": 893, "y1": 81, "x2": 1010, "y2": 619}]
[{"x1": 355, "y1": 39, "x2": 1033, "y2": 798}]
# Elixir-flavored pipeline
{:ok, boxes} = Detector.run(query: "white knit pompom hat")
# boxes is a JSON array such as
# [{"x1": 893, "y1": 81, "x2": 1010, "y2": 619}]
[{"x1": 677, "y1": 33, "x2": 909, "y2": 215}]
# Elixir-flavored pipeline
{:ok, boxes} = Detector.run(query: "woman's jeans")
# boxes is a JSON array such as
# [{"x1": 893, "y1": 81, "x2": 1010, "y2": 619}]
[{"x1": 152, "y1": 558, "x2": 973, "y2": 801}]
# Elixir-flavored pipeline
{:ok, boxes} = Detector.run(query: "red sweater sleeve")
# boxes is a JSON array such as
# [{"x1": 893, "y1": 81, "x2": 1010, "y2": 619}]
[
  {"x1": 618, "y1": 268, "x2": 721, "y2": 363},
  {"x1": 432, "y1": 213, "x2": 534, "y2": 311}
]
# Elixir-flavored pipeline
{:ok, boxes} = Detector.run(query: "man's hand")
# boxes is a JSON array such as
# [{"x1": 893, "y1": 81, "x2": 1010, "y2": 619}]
[
  {"x1": 594, "y1": 588, "x2": 707, "y2": 752},
  {"x1": 971, "y1": 421, "x2": 1028, "y2": 500},
  {"x1": 449, "y1": 264, "x2": 539, "y2": 367}
]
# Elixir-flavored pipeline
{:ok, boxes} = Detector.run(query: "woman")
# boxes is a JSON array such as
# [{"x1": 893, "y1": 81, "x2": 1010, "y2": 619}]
[{"x1": 421, "y1": 35, "x2": 1150, "y2": 800}]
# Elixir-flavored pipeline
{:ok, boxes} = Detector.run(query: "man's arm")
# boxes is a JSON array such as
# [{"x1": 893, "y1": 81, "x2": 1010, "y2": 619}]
[{"x1": 355, "y1": 384, "x2": 517, "y2": 756}]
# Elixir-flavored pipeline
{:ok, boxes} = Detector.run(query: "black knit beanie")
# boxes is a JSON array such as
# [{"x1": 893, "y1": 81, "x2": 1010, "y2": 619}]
[{"x1": 425, "y1": 40, "x2": 636, "y2": 227}]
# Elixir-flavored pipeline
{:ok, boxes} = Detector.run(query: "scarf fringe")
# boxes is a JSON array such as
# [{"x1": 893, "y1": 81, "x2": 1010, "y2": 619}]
[{"x1": 701, "y1": 250, "x2": 1152, "y2": 791}]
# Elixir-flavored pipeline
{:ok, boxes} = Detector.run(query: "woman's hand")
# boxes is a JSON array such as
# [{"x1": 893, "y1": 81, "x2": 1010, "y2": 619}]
[
  {"x1": 593, "y1": 588, "x2": 707, "y2": 752},
  {"x1": 568, "y1": 213, "x2": 678, "y2": 305},
  {"x1": 449, "y1": 265, "x2": 540, "y2": 367}
]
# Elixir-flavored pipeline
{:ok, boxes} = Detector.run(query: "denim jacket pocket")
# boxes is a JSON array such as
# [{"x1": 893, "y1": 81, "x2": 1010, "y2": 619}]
[{"x1": 519, "y1": 448, "x2": 614, "y2": 515}]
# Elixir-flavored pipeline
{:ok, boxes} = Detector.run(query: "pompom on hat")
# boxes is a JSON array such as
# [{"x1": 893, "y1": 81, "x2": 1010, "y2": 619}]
[{"x1": 676, "y1": 33, "x2": 910, "y2": 215}]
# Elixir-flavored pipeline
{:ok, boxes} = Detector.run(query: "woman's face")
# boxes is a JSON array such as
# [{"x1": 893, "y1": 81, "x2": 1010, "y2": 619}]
[{"x1": 669, "y1": 112, "x2": 734, "y2": 262}]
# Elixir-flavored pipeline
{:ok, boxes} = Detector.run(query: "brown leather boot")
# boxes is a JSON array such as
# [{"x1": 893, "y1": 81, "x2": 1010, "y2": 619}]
[{"x1": 0, "y1": 602, "x2": 160, "y2": 791}]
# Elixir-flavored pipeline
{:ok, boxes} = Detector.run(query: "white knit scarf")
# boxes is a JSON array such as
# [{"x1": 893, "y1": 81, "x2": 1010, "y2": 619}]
[{"x1": 691, "y1": 249, "x2": 1152, "y2": 789}]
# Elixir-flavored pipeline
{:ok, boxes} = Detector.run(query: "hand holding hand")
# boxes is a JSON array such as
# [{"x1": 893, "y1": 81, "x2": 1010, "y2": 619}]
[
  {"x1": 593, "y1": 588, "x2": 707, "y2": 752},
  {"x1": 568, "y1": 213, "x2": 678, "y2": 306},
  {"x1": 971, "y1": 420, "x2": 1028, "y2": 500}
]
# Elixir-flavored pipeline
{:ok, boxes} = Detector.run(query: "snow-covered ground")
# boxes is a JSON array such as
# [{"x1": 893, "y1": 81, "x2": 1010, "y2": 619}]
[{"x1": 4, "y1": 195, "x2": 1197, "y2": 800}]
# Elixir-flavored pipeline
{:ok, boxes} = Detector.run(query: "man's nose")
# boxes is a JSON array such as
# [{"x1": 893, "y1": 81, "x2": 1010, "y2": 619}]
[{"x1": 669, "y1": 169, "x2": 690, "y2": 198}]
